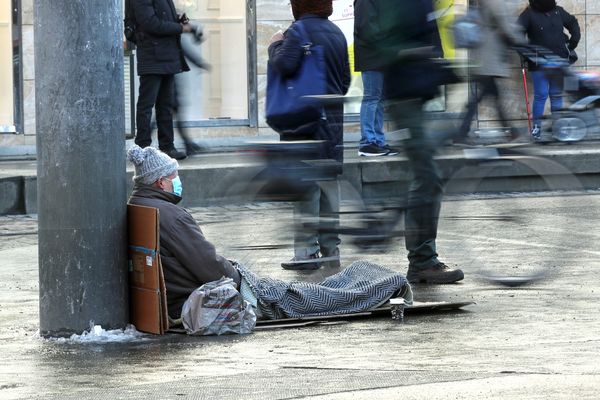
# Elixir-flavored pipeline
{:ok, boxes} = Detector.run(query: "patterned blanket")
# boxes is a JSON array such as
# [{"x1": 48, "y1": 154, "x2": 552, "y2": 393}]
[{"x1": 234, "y1": 260, "x2": 412, "y2": 320}]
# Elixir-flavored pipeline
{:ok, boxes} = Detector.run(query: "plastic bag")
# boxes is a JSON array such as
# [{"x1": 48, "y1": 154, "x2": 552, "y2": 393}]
[{"x1": 181, "y1": 277, "x2": 256, "y2": 335}]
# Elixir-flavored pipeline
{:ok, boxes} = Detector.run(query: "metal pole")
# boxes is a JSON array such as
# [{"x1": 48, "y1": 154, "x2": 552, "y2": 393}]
[{"x1": 34, "y1": 0, "x2": 128, "y2": 337}]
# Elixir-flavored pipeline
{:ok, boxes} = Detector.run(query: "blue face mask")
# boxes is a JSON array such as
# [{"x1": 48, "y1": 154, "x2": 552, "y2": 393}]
[{"x1": 171, "y1": 176, "x2": 183, "y2": 197}]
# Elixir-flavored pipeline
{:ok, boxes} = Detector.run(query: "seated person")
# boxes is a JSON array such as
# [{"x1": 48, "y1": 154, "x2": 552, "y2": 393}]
[{"x1": 127, "y1": 145, "x2": 412, "y2": 320}]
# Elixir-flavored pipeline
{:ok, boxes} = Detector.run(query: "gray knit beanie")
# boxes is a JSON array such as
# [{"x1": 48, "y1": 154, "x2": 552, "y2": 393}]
[{"x1": 127, "y1": 145, "x2": 179, "y2": 185}]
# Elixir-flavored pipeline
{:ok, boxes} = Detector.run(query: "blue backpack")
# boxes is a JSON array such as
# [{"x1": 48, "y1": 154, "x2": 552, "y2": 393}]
[{"x1": 266, "y1": 21, "x2": 326, "y2": 137}]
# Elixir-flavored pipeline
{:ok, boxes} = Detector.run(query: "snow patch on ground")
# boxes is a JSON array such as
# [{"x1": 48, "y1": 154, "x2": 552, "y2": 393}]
[{"x1": 49, "y1": 323, "x2": 148, "y2": 344}]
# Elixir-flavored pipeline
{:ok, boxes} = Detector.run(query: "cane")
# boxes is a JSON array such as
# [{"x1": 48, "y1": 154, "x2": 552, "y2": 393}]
[{"x1": 521, "y1": 58, "x2": 533, "y2": 132}]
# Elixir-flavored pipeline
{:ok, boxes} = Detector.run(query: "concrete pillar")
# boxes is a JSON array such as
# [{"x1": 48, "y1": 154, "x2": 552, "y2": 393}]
[{"x1": 34, "y1": 0, "x2": 128, "y2": 337}]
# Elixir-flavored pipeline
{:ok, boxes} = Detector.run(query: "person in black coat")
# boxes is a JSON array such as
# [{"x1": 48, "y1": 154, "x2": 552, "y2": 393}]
[
  {"x1": 268, "y1": 0, "x2": 350, "y2": 271},
  {"x1": 518, "y1": 0, "x2": 580, "y2": 139},
  {"x1": 132, "y1": 0, "x2": 193, "y2": 160},
  {"x1": 372, "y1": 0, "x2": 464, "y2": 284}
]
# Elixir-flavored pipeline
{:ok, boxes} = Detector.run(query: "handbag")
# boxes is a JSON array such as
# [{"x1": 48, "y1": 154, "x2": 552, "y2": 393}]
[
  {"x1": 266, "y1": 21, "x2": 326, "y2": 136},
  {"x1": 453, "y1": 8, "x2": 483, "y2": 49}
]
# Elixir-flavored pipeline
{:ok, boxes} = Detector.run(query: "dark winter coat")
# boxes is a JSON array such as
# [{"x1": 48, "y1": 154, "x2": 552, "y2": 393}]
[
  {"x1": 353, "y1": 0, "x2": 442, "y2": 72},
  {"x1": 373, "y1": 0, "x2": 450, "y2": 100},
  {"x1": 518, "y1": 2, "x2": 580, "y2": 69},
  {"x1": 133, "y1": 0, "x2": 190, "y2": 76},
  {"x1": 268, "y1": 15, "x2": 350, "y2": 168},
  {"x1": 353, "y1": 0, "x2": 384, "y2": 71},
  {"x1": 128, "y1": 185, "x2": 241, "y2": 318}
]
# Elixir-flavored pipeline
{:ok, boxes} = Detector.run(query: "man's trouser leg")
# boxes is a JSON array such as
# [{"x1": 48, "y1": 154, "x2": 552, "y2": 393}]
[
  {"x1": 293, "y1": 182, "x2": 321, "y2": 258},
  {"x1": 388, "y1": 98, "x2": 443, "y2": 270},
  {"x1": 155, "y1": 74, "x2": 176, "y2": 151},
  {"x1": 317, "y1": 179, "x2": 341, "y2": 257},
  {"x1": 135, "y1": 74, "x2": 163, "y2": 148}
]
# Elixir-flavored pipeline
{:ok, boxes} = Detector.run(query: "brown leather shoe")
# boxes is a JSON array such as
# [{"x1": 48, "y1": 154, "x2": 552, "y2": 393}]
[{"x1": 406, "y1": 262, "x2": 464, "y2": 284}]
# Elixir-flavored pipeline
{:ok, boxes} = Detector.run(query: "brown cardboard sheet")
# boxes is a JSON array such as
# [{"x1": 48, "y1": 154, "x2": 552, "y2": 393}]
[{"x1": 127, "y1": 204, "x2": 168, "y2": 335}]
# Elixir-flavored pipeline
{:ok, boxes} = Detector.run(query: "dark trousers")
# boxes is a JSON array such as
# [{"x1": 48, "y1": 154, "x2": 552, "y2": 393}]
[
  {"x1": 459, "y1": 75, "x2": 510, "y2": 135},
  {"x1": 388, "y1": 98, "x2": 443, "y2": 270},
  {"x1": 135, "y1": 74, "x2": 176, "y2": 151}
]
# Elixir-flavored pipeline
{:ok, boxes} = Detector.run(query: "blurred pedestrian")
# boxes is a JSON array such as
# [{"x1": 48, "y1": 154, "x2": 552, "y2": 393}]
[
  {"x1": 458, "y1": 0, "x2": 526, "y2": 142},
  {"x1": 374, "y1": 0, "x2": 464, "y2": 283},
  {"x1": 173, "y1": 28, "x2": 210, "y2": 156},
  {"x1": 354, "y1": 0, "x2": 399, "y2": 157},
  {"x1": 268, "y1": 0, "x2": 351, "y2": 271},
  {"x1": 518, "y1": 0, "x2": 580, "y2": 139},
  {"x1": 132, "y1": 0, "x2": 194, "y2": 160}
]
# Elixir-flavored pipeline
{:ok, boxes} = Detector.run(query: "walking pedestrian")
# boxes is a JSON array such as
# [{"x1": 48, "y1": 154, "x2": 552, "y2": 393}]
[
  {"x1": 131, "y1": 0, "x2": 194, "y2": 160},
  {"x1": 458, "y1": 0, "x2": 526, "y2": 142},
  {"x1": 374, "y1": 0, "x2": 464, "y2": 283},
  {"x1": 518, "y1": 0, "x2": 580, "y2": 140},
  {"x1": 268, "y1": 0, "x2": 351, "y2": 271}
]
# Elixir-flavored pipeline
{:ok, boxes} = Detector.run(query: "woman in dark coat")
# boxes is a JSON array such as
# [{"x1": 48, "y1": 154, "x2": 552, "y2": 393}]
[
  {"x1": 518, "y1": 0, "x2": 580, "y2": 139},
  {"x1": 268, "y1": 0, "x2": 351, "y2": 271}
]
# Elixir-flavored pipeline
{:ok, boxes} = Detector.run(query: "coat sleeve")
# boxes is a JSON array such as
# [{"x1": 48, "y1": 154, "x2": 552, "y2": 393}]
[
  {"x1": 134, "y1": 0, "x2": 183, "y2": 37},
  {"x1": 171, "y1": 211, "x2": 241, "y2": 287},
  {"x1": 268, "y1": 25, "x2": 304, "y2": 77},
  {"x1": 560, "y1": 8, "x2": 581, "y2": 50}
]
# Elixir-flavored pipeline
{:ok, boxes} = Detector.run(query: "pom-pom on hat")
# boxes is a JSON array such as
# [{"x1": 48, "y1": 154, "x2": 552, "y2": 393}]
[
  {"x1": 127, "y1": 145, "x2": 178, "y2": 185},
  {"x1": 290, "y1": 0, "x2": 333, "y2": 20}
]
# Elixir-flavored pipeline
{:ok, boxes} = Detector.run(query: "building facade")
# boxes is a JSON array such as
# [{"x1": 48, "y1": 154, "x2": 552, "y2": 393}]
[{"x1": 1, "y1": 0, "x2": 598, "y2": 156}]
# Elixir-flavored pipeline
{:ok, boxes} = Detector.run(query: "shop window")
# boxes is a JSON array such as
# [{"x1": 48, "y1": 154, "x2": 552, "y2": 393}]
[
  {"x1": 125, "y1": 0, "x2": 254, "y2": 133},
  {"x1": 0, "y1": 0, "x2": 14, "y2": 132}
]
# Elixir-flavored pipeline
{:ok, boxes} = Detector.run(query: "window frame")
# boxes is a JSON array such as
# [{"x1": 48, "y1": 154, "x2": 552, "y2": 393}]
[{"x1": 1, "y1": 0, "x2": 22, "y2": 134}]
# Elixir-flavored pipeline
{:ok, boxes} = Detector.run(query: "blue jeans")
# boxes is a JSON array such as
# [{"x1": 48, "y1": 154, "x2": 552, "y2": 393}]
[
  {"x1": 359, "y1": 71, "x2": 386, "y2": 147},
  {"x1": 531, "y1": 70, "x2": 563, "y2": 126}
]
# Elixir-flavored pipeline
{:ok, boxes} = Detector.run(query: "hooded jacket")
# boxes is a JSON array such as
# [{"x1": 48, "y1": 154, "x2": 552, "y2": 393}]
[
  {"x1": 518, "y1": 1, "x2": 580, "y2": 67},
  {"x1": 128, "y1": 184, "x2": 240, "y2": 318}
]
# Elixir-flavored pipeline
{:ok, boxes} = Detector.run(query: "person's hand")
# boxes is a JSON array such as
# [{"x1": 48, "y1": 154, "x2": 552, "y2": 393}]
[
  {"x1": 270, "y1": 30, "x2": 284, "y2": 43},
  {"x1": 190, "y1": 24, "x2": 204, "y2": 42},
  {"x1": 181, "y1": 23, "x2": 193, "y2": 33}
]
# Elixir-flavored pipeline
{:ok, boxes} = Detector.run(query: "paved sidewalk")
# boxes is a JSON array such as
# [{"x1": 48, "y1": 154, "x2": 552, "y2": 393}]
[{"x1": 1, "y1": 192, "x2": 600, "y2": 399}]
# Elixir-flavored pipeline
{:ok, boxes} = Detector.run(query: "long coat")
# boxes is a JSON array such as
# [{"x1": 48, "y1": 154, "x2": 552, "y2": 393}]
[
  {"x1": 128, "y1": 185, "x2": 241, "y2": 318},
  {"x1": 472, "y1": 0, "x2": 526, "y2": 78},
  {"x1": 133, "y1": 0, "x2": 190, "y2": 76},
  {"x1": 268, "y1": 15, "x2": 351, "y2": 168}
]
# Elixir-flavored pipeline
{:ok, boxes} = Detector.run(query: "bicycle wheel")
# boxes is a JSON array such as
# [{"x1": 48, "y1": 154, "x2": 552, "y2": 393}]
[{"x1": 442, "y1": 152, "x2": 583, "y2": 287}]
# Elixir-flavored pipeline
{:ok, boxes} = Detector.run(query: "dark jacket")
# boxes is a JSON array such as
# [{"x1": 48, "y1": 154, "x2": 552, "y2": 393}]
[
  {"x1": 133, "y1": 0, "x2": 190, "y2": 75},
  {"x1": 128, "y1": 185, "x2": 240, "y2": 318},
  {"x1": 353, "y1": 0, "x2": 384, "y2": 71},
  {"x1": 354, "y1": 0, "x2": 442, "y2": 72},
  {"x1": 374, "y1": 0, "x2": 449, "y2": 100},
  {"x1": 518, "y1": 3, "x2": 580, "y2": 68},
  {"x1": 268, "y1": 15, "x2": 350, "y2": 167}
]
